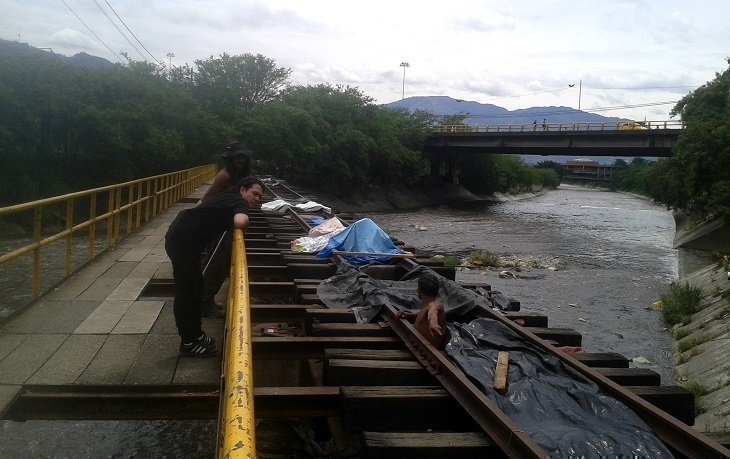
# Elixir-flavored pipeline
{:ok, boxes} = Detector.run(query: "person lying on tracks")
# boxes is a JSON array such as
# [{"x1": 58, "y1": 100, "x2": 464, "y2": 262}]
[
  {"x1": 396, "y1": 273, "x2": 447, "y2": 349},
  {"x1": 165, "y1": 176, "x2": 264, "y2": 357}
]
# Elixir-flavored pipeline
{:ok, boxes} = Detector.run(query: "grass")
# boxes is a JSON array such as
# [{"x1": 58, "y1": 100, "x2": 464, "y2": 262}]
[
  {"x1": 677, "y1": 335, "x2": 709, "y2": 353},
  {"x1": 438, "y1": 255, "x2": 462, "y2": 267},
  {"x1": 467, "y1": 249, "x2": 501, "y2": 268},
  {"x1": 683, "y1": 381, "x2": 710, "y2": 416},
  {"x1": 660, "y1": 283, "x2": 705, "y2": 326},
  {"x1": 674, "y1": 328, "x2": 692, "y2": 340}
]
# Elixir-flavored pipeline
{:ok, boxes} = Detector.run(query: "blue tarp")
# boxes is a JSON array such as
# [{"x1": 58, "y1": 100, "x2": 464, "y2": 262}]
[{"x1": 316, "y1": 218, "x2": 403, "y2": 265}]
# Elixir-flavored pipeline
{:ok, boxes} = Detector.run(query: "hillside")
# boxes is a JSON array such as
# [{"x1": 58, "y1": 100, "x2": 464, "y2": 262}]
[{"x1": 386, "y1": 95, "x2": 627, "y2": 126}]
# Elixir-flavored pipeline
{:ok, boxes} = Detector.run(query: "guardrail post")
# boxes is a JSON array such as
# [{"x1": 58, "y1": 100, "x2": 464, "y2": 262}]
[
  {"x1": 65, "y1": 199, "x2": 74, "y2": 276},
  {"x1": 32, "y1": 207, "x2": 42, "y2": 298},
  {"x1": 88, "y1": 194, "x2": 96, "y2": 260}
]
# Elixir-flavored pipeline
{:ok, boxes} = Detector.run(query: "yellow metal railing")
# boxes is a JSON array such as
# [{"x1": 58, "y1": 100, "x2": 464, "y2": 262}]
[
  {"x1": 0, "y1": 164, "x2": 216, "y2": 300},
  {"x1": 433, "y1": 120, "x2": 686, "y2": 133},
  {"x1": 218, "y1": 229, "x2": 256, "y2": 458}
]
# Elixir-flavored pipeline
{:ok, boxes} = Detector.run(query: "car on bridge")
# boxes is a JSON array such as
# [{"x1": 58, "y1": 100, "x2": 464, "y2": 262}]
[{"x1": 618, "y1": 121, "x2": 649, "y2": 130}]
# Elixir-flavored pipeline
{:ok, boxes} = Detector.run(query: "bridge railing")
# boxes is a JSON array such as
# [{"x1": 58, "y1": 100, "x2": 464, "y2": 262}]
[
  {"x1": 218, "y1": 229, "x2": 256, "y2": 458},
  {"x1": 0, "y1": 164, "x2": 216, "y2": 301},
  {"x1": 433, "y1": 120, "x2": 685, "y2": 133}
]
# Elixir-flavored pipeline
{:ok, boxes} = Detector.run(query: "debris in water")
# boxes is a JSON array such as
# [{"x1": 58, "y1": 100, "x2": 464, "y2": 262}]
[
  {"x1": 499, "y1": 270, "x2": 517, "y2": 279},
  {"x1": 632, "y1": 356, "x2": 651, "y2": 365}
]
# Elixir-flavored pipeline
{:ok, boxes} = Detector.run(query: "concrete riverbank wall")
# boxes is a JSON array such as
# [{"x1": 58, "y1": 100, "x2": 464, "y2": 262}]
[{"x1": 673, "y1": 218, "x2": 730, "y2": 434}]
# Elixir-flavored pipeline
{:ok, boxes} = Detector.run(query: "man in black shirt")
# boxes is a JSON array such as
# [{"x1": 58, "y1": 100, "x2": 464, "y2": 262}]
[{"x1": 165, "y1": 176, "x2": 264, "y2": 357}]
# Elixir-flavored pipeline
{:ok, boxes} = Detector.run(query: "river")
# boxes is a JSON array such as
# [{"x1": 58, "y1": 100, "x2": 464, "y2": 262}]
[
  {"x1": 369, "y1": 183, "x2": 678, "y2": 384},
  {"x1": 0, "y1": 184, "x2": 679, "y2": 457}
]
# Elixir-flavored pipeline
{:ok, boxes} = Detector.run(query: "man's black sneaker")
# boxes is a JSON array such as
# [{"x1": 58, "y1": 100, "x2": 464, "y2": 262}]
[
  {"x1": 179, "y1": 341, "x2": 217, "y2": 358},
  {"x1": 197, "y1": 333, "x2": 215, "y2": 346}
]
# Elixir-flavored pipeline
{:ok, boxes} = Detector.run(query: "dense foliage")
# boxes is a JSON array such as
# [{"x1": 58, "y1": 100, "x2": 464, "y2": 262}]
[
  {"x1": 460, "y1": 155, "x2": 560, "y2": 194},
  {"x1": 1, "y1": 44, "x2": 558, "y2": 206},
  {"x1": 647, "y1": 59, "x2": 730, "y2": 219}
]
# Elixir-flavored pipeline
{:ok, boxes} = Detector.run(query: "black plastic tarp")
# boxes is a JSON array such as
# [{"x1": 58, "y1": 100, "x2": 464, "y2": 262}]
[
  {"x1": 317, "y1": 263, "x2": 673, "y2": 457},
  {"x1": 446, "y1": 318, "x2": 673, "y2": 457},
  {"x1": 317, "y1": 264, "x2": 485, "y2": 323}
]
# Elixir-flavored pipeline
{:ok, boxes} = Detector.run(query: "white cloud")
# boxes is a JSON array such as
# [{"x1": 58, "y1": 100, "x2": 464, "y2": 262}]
[{"x1": 1, "y1": 0, "x2": 728, "y2": 120}]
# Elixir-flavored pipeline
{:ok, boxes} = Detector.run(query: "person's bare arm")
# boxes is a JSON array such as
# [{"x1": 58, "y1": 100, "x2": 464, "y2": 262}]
[
  {"x1": 427, "y1": 305, "x2": 444, "y2": 337},
  {"x1": 201, "y1": 170, "x2": 231, "y2": 202},
  {"x1": 396, "y1": 310, "x2": 417, "y2": 321}
]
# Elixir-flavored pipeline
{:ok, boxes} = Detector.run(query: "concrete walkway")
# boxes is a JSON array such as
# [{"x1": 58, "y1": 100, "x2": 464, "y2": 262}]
[{"x1": 0, "y1": 185, "x2": 224, "y2": 417}]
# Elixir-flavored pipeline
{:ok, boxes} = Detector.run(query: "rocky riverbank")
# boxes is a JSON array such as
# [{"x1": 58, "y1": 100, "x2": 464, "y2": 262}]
[{"x1": 313, "y1": 182, "x2": 545, "y2": 213}]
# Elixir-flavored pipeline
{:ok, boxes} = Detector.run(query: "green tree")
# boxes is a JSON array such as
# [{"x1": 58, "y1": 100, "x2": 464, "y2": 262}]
[
  {"x1": 194, "y1": 53, "x2": 291, "y2": 115},
  {"x1": 649, "y1": 59, "x2": 730, "y2": 218}
]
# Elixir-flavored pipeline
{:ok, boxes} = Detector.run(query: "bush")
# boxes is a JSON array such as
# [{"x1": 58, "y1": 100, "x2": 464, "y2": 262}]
[
  {"x1": 467, "y1": 249, "x2": 501, "y2": 268},
  {"x1": 661, "y1": 283, "x2": 704, "y2": 325}
]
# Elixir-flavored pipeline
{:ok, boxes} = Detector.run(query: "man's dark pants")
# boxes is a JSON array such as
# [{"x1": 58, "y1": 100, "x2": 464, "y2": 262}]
[
  {"x1": 165, "y1": 234, "x2": 204, "y2": 343},
  {"x1": 201, "y1": 230, "x2": 233, "y2": 305}
]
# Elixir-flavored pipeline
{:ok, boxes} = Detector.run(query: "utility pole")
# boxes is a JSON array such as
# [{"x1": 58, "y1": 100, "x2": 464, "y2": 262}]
[
  {"x1": 166, "y1": 52, "x2": 175, "y2": 79},
  {"x1": 578, "y1": 79, "x2": 582, "y2": 111},
  {"x1": 399, "y1": 62, "x2": 410, "y2": 100}
]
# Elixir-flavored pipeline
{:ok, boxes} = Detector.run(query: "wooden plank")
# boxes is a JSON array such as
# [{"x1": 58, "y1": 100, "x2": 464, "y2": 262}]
[
  {"x1": 4, "y1": 385, "x2": 340, "y2": 420},
  {"x1": 594, "y1": 368, "x2": 661, "y2": 386},
  {"x1": 326, "y1": 359, "x2": 434, "y2": 386},
  {"x1": 341, "y1": 386, "x2": 478, "y2": 432},
  {"x1": 252, "y1": 336, "x2": 402, "y2": 359},
  {"x1": 249, "y1": 281, "x2": 296, "y2": 297},
  {"x1": 333, "y1": 251, "x2": 415, "y2": 258},
  {"x1": 361, "y1": 431, "x2": 494, "y2": 458},
  {"x1": 573, "y1": 352, "x2": 630, "y2": 368},
  {"x1": 325, "y1": 349, "x2": 414, "y2": 361},
  {"x1": 287, "y1": 263, "x2": 337, "y2": 279},
  {"x1": 250, "y1": 304, "x2": 319, "y2": 322},
  {"x1": 526, "y1": 327, "x2": 582, "y2": 347},
  {"x1": 311, "y1": 323, "x2": 393, "y2": 337},
  {"x1": 627, "y1": 385, "x2": 695, "y2": 426},
  {"x1": 493, "y1": 351, "x2": 509, "y2": 394},
  {"x1": 502, "y1": 311, "x2": 548, "y2": 327},
  {"x1": 307, "y1": 308, "x2": 357, "y2": 323}
]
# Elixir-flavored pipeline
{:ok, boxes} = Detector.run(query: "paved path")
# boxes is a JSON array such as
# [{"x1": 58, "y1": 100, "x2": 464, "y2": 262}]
[{"x1": 0, "y1": 185, "x2": 224, "y2": 417}]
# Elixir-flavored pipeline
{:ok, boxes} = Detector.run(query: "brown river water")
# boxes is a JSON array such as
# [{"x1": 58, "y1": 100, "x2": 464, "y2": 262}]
[{"x1": 0, "y1": 184, "x2": 679, "y2": 457}]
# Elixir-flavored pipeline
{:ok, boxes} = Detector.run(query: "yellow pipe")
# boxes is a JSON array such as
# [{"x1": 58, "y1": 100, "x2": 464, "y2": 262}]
[{"x1": 219, "y1": 229, "x2": 256, "y2": 458}]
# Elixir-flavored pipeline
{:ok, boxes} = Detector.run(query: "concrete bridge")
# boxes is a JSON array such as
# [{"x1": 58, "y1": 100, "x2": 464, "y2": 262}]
[{"x1": 424, "y1": 121, "x2": 683, "y2": 158}]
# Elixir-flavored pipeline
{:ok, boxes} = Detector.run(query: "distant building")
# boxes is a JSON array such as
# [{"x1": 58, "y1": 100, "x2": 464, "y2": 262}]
[{"x1": 563, "y1": 159, "x2": 614, "y2": 182}]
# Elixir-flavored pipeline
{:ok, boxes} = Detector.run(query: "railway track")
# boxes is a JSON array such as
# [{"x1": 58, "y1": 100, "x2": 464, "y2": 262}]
[{"x1": 246, "y1": 176, "x2": 729, "y2": 458}]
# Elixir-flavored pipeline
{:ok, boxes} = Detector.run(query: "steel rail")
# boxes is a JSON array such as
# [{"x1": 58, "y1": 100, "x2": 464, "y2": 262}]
[
  {"x1": 381, "y1": 302, "x2": 548, "y2": 457},
  {"x1": 385, "y1": 260, "x2": 729, "y2": 458}
]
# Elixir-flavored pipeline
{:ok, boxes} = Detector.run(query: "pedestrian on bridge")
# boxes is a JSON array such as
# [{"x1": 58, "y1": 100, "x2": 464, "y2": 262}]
[
  {"x1": 200, "y1": 141, "x2": 254, "y2": 318},
  {"x1": 165, "y1": 176, "x2": 264, "y2": 357}
]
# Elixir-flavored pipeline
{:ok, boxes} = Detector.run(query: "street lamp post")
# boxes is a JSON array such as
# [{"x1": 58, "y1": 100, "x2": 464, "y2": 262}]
[
  {"x1": 578, "y1": 79, "x2": 582, "y2": 111},
  {"x1": 399, "y1": 61, "x2": 410, "y2": 100},
  {"x1": 166, "y1": 52, "x2": 175, "y2": 79}
]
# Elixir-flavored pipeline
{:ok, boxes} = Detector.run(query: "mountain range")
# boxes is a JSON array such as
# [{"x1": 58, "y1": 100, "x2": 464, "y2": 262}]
[
  {"x1": 385, "y1": 95, "x2": 627, "y2": 126},
  {"x1": 385, "y1": 96, "x2": 650, "y2": 165}
]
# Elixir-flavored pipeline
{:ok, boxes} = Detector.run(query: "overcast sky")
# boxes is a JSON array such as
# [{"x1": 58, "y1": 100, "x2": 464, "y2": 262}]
[{"x1": 3, "y1": 0, "x2": 728, "y2": 121}]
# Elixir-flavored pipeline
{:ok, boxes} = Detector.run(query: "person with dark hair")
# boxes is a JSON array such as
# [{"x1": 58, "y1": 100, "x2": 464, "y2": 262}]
[
  {"x1": 165, "y1": 177, "x2": 264, "y2": 357},
  {"x1": 200, "y1": 141, "x2": 255, "y2": 317},
  {"x1": 201, "y1": 141, "x2": 253, "y2": 202},
  {"x1": 396, "y1": 273, "x2": 447, "y2": 349}
]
